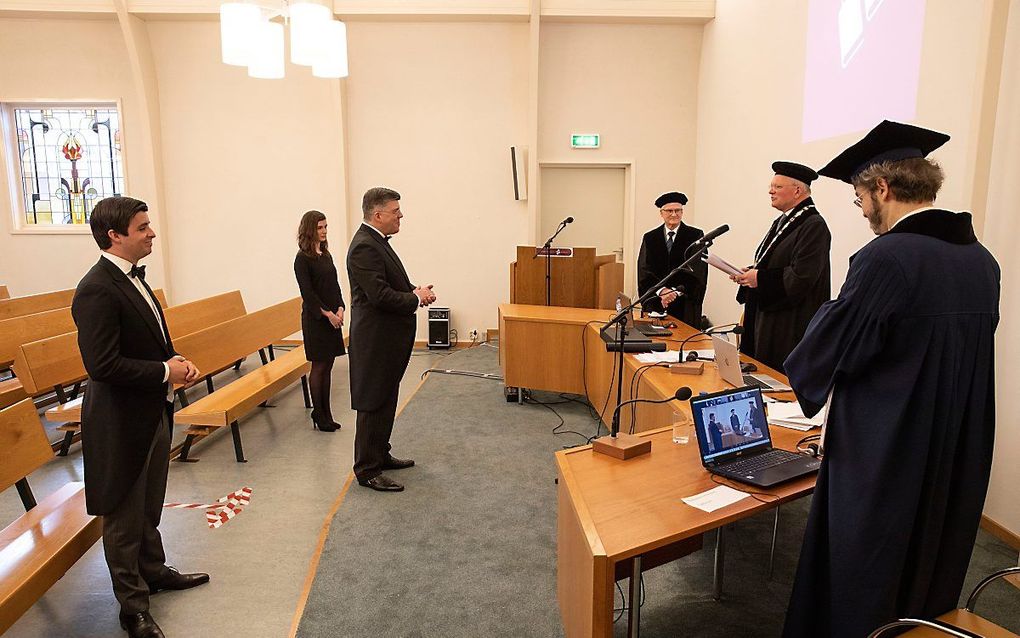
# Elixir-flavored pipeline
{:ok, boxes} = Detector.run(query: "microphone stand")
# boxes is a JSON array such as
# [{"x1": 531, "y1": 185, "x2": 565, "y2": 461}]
[
  {"x1": 593, "y1": 239, "x2": 714, "y2": 459},
  {"x1": 533, "y1": 221, "x2": 570, "y2": 306}
]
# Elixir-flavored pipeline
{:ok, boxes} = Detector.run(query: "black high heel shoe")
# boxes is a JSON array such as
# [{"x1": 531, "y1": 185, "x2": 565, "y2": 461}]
[{"x1": 311, "y1": 410, "x2": 338, "y2": 432}]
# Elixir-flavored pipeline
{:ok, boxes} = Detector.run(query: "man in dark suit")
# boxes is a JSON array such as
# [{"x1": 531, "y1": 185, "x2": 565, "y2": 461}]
[
  {"x1": 637, "y1": 192, "x2": 708, "y2": 328},
  {"x1": 72, "y1": 197, "x2": 208, "y2": 638},
  {"x1": 347, "y1": 187, "x2": 436, "y2": 492}
]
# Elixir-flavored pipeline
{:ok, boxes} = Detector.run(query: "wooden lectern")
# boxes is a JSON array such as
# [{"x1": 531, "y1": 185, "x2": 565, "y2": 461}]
[{"x1": 510, "y1": 246, "x2": 623, "y2": 309}]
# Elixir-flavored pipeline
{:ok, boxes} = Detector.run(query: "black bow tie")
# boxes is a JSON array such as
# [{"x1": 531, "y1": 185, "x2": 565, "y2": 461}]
[{"x1": 129, "y1": 264, "x2": 146, "y2": 280}]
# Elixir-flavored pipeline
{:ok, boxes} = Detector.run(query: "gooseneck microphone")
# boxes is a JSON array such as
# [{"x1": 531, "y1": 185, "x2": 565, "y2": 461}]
[
  {"x1": 563, "y1": 216, "x2": 574, "y2": 225},
  {"x1": 610, "y1": 386, "x2": 693, "y2": 435},
  {"x1": 677, "y1": 324, "x2": 744, "y2": 362},
  {"x1": 696, "y1": 224, "x2": 730, "y2": 245}
]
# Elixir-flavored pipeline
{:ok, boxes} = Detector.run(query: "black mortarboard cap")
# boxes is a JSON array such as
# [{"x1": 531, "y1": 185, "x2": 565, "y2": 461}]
[
  {"x1": 655, "y1": 192, "x2": 688, "y2": 208},
  {"x1": 818, "y1": 120, "x2": 950, "y2": 184},
  {"x1": 771, "y1": 161, "x2": 818, "y2": 185}
]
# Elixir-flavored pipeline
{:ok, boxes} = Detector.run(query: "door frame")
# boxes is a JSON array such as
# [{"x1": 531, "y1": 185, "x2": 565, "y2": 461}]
[{"x1": 535, "y1": 160, "x2": 636, "y2": 298}]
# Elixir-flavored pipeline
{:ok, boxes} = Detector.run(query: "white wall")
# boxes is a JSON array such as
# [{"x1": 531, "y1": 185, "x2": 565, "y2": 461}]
[
  {"x1": 982, "y1": 0, "x2": 1020, "y2": 538},
  {"x1": 344, "y1": 21, "x2": 530, "y2": 338},
  {"x1": 0, "y1": 16, "x2": 167, "y2": 295},
  {"x1": 146, "y1": 19, "x2": 346, "y2": 312},
  {"x1": 539, "y1": 22, "x2": 702, "y2": 300}
]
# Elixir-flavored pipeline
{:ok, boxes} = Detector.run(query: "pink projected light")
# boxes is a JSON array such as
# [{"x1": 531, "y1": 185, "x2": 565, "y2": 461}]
[{"x1": 802, "y1": 0, "x2": 926, "y2": 143}]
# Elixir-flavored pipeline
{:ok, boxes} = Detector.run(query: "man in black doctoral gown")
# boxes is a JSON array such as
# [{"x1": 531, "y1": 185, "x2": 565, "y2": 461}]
[
  {"x1": 782, "y1": 121, "x2": 1000, "y2": 638},
  {"x1": 732, "y1": 162, "x2": 830, "y2": 372},
  {"x1": 637, "y1": 191, "x2": 707, "y2": 327}
]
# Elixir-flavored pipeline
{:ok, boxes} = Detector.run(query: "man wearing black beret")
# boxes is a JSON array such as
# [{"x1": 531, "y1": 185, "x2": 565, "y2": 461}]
[
  {"x1": 636, "y1": 191, "x2": 707, "y2": 327},
  {"x1": 731, "y1": 162, "x2": 831, "y2": 372}
]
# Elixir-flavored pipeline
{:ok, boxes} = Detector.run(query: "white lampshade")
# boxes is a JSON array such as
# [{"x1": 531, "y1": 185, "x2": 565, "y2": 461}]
[
  {"x1": 312, "y1": 20, "x2": 348, "y2": 79},
  {"x1": 247, "y1": 19, "x2": 285, "y2": 79},
  {"x1": 290, "y1": 2, "x2": 331, "y2": 67},
  {"x1": 220, "y1": 2, "x2": 261, "y2": 66}
]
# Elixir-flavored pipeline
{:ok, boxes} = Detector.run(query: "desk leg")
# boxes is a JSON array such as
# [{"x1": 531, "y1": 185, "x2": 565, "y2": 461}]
[
  {"x1": 713, "y1": 526, "x2": 725, "y2": 601},
  {"x1": 768, "y1": 506, "x2": 780, "y2": 579},
  {"x1": 628, "y1": 555, "x2": 642, "y2": 638}
]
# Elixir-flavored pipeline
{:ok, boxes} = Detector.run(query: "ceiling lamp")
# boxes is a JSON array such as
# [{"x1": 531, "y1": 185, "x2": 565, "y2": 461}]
[{"x1": 218, "y1": 1, "x2": 349, "y2": 80}]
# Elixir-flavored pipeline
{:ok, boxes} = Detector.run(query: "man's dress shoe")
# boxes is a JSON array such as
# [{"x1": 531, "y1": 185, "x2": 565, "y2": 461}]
[
  {"x1": 148, "y1": 566, "x2": 210, "y2": 594},
  {"x1": 382, "y1": 456, "x2": 415, "y2": 470},
  {"x1": 119, "y1": 611, "x2": 165, "y2": 638},
  {"x1": 358, "y1": 474, "x2": 404, "y2": 492}
]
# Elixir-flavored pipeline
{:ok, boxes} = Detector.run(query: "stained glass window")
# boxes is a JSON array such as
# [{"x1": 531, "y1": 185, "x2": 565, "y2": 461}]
[{"x1": 9, "y1": 105, "x2": 124, "y2": 227}]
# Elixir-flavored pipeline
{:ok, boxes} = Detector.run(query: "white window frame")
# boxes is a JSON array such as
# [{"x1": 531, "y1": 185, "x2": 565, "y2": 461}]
[{"x1": 0, "y1": 99, "x2": 129, "y2": 235}]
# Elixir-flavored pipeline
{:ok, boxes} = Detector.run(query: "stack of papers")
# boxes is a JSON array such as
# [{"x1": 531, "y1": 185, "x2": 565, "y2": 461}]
[{"x1": 767, "y1": 401, "x2": 824, "y2": 431}]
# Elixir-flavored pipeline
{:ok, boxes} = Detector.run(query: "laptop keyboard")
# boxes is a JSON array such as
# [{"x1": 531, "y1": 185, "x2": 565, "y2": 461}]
[
  {"x1": 742, "y1": 374, "x2": 771, "y2": 389},
  {"x1": 721, "y1": 449, "x2": 799, "y2": 474}
]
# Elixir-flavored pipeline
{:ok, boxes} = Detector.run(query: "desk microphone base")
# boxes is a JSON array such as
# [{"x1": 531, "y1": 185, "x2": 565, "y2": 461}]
[
  {"x1": 592, "y1": 433, "x2": 651, "y2": 460},
  {"x1": 669, "y1": 361, "x2": 705, "y2": 375}
]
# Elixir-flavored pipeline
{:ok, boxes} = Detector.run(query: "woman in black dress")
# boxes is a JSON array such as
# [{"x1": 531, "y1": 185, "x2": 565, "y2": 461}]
[{"x1": 294, "y1": 210, "x2": 346, "y2": 432}]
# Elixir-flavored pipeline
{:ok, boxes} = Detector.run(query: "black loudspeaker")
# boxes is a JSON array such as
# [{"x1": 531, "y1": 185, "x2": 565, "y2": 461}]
[{"x1": 428, "y1": 307, "x2": 451, "y2": 349}]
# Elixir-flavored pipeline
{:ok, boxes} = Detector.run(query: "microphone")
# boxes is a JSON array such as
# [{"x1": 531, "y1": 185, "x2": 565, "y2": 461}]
[
  {"x1": 610, "y1": 386, "x2": 693, "y2": 435},
  {"x1": 696, "y1": 224, "x2": 730, "y2": 245},
  {"x1": 563, "y1": 216, "x2": 574, "y2": 224},
  {"x1": 677, "y1": 324, "x2": 744, "y2": 362}
]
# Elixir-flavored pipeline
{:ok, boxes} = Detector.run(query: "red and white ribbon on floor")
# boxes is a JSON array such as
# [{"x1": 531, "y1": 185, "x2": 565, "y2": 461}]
[{"x1": 163, "y1": 486, "x2": 253, "y2": 529}]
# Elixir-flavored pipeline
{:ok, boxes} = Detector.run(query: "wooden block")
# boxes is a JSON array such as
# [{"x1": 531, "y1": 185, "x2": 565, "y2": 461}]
[
  {"x1": 669, "y1": 362, "x2": 704, "y2": 375},
  {"x1": 591, "y1": 432, "x2": 651, "y2": 460}
]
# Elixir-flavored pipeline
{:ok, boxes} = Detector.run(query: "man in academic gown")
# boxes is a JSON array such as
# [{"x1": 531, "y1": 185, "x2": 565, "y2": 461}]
[
  {"x1": 347, "y1": 187, "x2": 437, "y2": 492},
  {"x1": 781, "y1": 121, "x2": 1000, "y2": 638},
  {"x1": 732, "y1": 163, "x2": 830, "y2": 372},
  {"x1": 637, "y1": 192, "x2": 708, "y2": 328}
]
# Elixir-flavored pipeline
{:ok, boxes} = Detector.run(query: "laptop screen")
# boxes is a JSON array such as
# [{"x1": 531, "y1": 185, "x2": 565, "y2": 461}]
[{"x1": 690, "y1": 386, "x2": 772, "y2": 463}]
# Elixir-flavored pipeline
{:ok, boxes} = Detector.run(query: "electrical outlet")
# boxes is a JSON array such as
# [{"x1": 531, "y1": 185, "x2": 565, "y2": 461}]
[{"x1": 468, "y1": 329, "x2": 479, "y2": 341}]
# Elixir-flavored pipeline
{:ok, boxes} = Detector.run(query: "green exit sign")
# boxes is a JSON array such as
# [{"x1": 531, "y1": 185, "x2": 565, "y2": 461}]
[{"x1": 571, "y1": 134, "x2": 600, "y2": 148}]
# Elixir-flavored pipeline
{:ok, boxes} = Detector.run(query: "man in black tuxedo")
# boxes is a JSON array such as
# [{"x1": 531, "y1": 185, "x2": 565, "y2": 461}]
[
  {"x1": 347, "y1": 187, "x2": 436, "y2": 492},
  {"x1": 72, "y1": 197, "x2": 208, "y2": 638},
  {"x1": 637, "y1": 192, "x2": 708, "y2": 328}
]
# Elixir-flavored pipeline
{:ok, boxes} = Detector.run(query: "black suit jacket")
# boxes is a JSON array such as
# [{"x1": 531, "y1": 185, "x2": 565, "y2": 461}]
[
  {"x1": 346, "y1": 225, "x2": 420, "y2": 412},
  {"x1": 71, "y1": 257, "x2": 175, "y2": 515},
  {"x1": 637, "y1": 222, "x2": 708, "y2": 327}
]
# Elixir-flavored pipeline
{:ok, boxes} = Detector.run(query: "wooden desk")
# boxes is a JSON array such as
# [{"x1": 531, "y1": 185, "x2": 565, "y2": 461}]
[
  {"x1": 498, "y1": 303, "x2": 793, "y2": 433},
  {"x1": 497, "y1": 304, "x2": 813, "y2": 637},
  {"x1": 556, "y1": 427, "x2": 815, "y2": 637}
]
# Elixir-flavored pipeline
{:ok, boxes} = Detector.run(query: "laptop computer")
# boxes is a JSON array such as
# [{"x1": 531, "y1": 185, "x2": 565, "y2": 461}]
[
  {"x1": 689, "y1": 386, "x2": 820, "y2": 487},
  {"x1": 712, "y1": 334, "x2": 791, "y2": 392},
  {"x1": 616, "y1": 292, "x2": 673, "y2": 337}
]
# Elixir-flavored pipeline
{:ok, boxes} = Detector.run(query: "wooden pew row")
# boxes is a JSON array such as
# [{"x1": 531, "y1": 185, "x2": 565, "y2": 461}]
[
  {"x1": 0, "y1": 399, "x2": 102, "y2": 634},
  {"x1": 9, "y1": 291, "x2": 247, "y2": 454},
  {"x1": 0, "y1": 287, "x2": 168, "y2": 322},
  {"x1": 0, "y1": 288, "x2": 169, "y2": 410},
  {"x1": 172, "y1": 297, "x2": 309, "y2": 462}
]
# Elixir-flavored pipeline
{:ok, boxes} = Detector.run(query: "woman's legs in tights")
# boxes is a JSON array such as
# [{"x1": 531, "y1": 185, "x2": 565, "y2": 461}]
[{"x1": 309, "y1": 359, "x2": 336, "y2": 425}]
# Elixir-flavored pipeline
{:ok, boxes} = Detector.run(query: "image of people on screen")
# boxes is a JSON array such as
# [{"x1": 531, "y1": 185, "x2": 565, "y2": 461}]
[{"x1": 700, "y1": 401, "x2": 767, "y2": 453}]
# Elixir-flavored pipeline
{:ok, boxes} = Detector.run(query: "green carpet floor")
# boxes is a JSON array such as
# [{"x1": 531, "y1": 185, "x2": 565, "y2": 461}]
[{"x1": 296, "y1": 345, "x2": 1019, "y2": 638}]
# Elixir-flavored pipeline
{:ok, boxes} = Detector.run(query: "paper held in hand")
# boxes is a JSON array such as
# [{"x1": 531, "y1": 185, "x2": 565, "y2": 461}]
[{"x1": 706, "y1": 252, "x2": 743, "y2": 277}]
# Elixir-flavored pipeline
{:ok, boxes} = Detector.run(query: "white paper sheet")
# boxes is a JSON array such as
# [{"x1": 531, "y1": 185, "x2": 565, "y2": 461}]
[
  {"x1": 767, "y1": 401, "x2": 825, "y2": 430},
  {"x1": 706, "y1": 252, "x2": 743, "y2": 277},
  {"x1": 633, "y1": 349, "x2": 714, "y2": 364},
  {"x1": 681, "y1": 485, "x2": 750, "y2": 512}
]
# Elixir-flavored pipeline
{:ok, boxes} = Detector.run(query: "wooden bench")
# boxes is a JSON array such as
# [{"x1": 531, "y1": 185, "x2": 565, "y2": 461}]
[
  {"x1": 10, "y1": 290, "x2": 240, "y2": 454},
  {"x1": 0, "y1": 287, "x2": 167, "y2": 322},
  {"x1": 0, "y1": 288, "x2": 168, "y2": 410},
  {"x1": 0, "y1": 399, "x2": 102, "y2": 634},
  {"x1": 171, "y1": 297, "x2": 310, "y2": 462}
]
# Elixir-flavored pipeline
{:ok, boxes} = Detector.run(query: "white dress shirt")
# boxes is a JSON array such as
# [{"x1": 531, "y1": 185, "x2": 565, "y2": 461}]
[{"x1": 101, "y1": 252, "x2": 170, "y2": 384}]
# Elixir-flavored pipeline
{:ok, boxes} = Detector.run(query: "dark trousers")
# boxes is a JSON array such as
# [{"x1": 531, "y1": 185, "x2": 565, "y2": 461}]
[
  {"x1": 353, "y1": 390, "x2": 399, "y2": 482},
  {"x1": 102, "y1": 407, "x2": 172, "y2": 614}
]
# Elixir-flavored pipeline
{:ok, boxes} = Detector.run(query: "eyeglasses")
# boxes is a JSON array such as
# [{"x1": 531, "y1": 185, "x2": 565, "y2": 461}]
[
  {"x1": 660, "y1": 208, "x2": 683, "y2": 215},
  {"x1": 852, "y1": 195, "x2": 863, "y2": 208}
]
